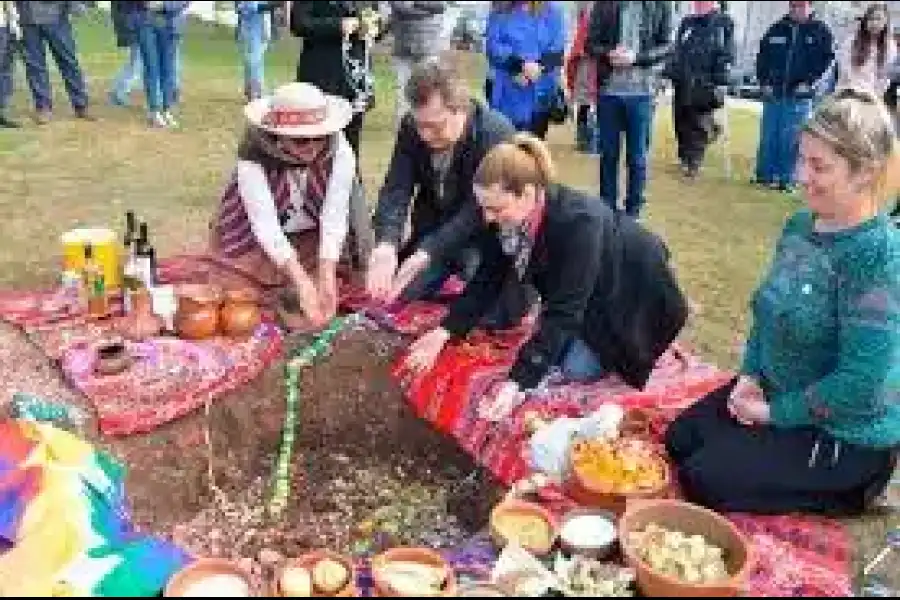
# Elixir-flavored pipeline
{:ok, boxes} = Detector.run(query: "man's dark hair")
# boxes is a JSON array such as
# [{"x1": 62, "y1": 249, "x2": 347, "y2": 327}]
[{"x1": 404, "y1": 60, "x2": 471, "y2": 112}]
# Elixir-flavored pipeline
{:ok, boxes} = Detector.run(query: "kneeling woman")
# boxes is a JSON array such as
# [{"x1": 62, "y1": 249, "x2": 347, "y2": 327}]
[
  {"x1": 210, "y1": 82, "x2": 371, "y2": 327},
  {"x1": 400, "y1": 133, "x2": 689, "y2": 418},
  {"x1": 666, "y1": 87, "x2": 900, "y2": 515}
]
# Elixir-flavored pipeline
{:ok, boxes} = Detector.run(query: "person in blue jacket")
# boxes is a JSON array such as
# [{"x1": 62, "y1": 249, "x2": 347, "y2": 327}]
[
  {"x1": 754, "y1": 0, "x2": 834, "y2": 193},
  {"x1": 485, "y1": 1, "x2": 565, "y2": 139}
]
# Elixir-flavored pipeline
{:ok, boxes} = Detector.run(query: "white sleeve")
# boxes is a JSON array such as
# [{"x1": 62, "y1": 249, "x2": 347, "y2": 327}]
[
  {"x1": 318, "y1": 134, "x2": 356, "y2": 262},
  {"x1": 835, "y1": 40, "x2": 853, "y2": 88},
  {"x1": 236, "y1": 160, "x2": 297, "y2": 267}
]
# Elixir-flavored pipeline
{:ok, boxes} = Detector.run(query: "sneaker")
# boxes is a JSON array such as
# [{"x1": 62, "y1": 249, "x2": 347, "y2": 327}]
[
  {"x1": 147, "y1": 111, "x2": 168, "y2": 128},
  {"x1": 162, "y1": 111, "x2": 179, "y2": 129}
]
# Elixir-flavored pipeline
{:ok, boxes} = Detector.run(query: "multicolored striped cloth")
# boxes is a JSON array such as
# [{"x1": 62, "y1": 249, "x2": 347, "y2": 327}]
[{"x1": 0, "y1": 419, "x2": 190, "y2": 596}]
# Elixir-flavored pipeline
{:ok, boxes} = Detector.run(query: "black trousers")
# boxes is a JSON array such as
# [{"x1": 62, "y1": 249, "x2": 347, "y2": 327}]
[
  {"x1": 665, "y1": 380, "x2": 896, "y2": 516},
  {"x1": 672, "y1": 94, "x2": 717, "y2": 168},
  {"x1": 344, "y1": 112, "x2": 364, "y2": 162},
  {"x1": 527, "y1": 111, "x2": 551, "y2": 140}
]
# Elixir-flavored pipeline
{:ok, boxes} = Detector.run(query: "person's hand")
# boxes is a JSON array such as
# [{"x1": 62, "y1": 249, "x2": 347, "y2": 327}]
[
  {"x1": 286, "y1": 259, "x2": 326, "y2": 325},
  {"x1": 317, "y1": 269, "x2": 339, "y2": 323},
  {"x1": 515, "y1": 73, "x2": 531, "y2": 87},
  {"x1": 727, "y1": 376, "x2": 769, "y2": 426},
  {"x1": 401, "y1": 327, "x2": 451, "y2": 374},
  {"x1": 386, "y1": 250, "x2": 430, "y2": 304},
  {"x1": 609, "y1": 47, "x2": 635, "y2": 68},
  {"x1": 477, "y1": 380, "x2": 523, "y2": 422},
  {"x1": 365, "y1": 244, "x2": 399, "y2": 303},
  {"x1": 522, "y1": 61, "x2": 542, "y2": 81},
  {"x1": 728, "y1": 395, "x2": 771, "y2": 426},
  {"x1": 342, "y1": 17, "x2": 360, "y2": 36}
]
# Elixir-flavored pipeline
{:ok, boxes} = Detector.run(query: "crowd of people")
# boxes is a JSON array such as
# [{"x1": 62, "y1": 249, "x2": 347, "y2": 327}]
[{"x1": 0, "y1": 1, "x2": 898, "y2": 516}]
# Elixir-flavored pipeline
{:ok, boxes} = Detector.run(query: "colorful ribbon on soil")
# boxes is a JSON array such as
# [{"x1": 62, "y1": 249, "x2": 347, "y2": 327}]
[{"x1": 268, "y1": 315, "x2": 356, "y2": 517}]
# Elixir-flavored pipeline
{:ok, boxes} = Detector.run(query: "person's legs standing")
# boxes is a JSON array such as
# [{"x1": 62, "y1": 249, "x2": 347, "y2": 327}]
[
  {"x1": 241, "y1": 23, "x2": 266, "y2": 100},
  {"x1": 137, "y1": 23, "x2": 163, "y2": 124},
  {"x1": 392, "y1": 55, "x2": 413, "y2": 129},
  {"x1": 754, "y1": 99, "x2": 779, "y2": 185},
  {"x1": 19, "y1": 24, "x2": 52, "y2": 119},
  {"x1": 0, "y1": 26, "x2": 18, "y2": 127},
  {"x1": 595, "y1": 94, "x2": 624, "y2": 212},
  {"x1": 529, "y1": 111, "x2": 551, "y2": 140},
  {"x1": 110, "y1": 43, "x2": 142, "y2": 106},
  {"x1": 172, "y1": 37, "x2": 182, "y2": 104},
  {"x1": 158, "y1": 26, "x2": 178, "y2": 124},
  {"x1": 575, "y1": 103, "x2": 591, "y2": 152},
  {"x1": 623, "y1": 94, "x2": 652, "y2": 217},
  {"x1": 43, "y1": 17, "x2": 89, "y2": 115},
  {"x1": 777, "y1": 98, "x2": 812, "y2": 190},
  {"x1": 672, "y1": 97, "x2": 689, "y2": 167}
]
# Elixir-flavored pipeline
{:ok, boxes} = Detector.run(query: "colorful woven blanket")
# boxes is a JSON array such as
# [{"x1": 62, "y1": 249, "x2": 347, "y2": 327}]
[
  {"x1": 384, "y1": 313, "x2": 854, "y2": 597},
  {"x1": 0, "y1": 419, "x2": 189, "y2": 596}
]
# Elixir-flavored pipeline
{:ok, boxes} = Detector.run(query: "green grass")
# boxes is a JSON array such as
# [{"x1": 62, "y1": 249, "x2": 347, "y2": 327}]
[{"x1": 0, "y1": 11, "x2": 896, "y2": 589}]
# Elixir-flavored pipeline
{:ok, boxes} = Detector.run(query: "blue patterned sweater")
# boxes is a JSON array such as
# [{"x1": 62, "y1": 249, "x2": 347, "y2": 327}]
[{"x1": 742, "y1": 210, "x2": 900, "y2": 448}]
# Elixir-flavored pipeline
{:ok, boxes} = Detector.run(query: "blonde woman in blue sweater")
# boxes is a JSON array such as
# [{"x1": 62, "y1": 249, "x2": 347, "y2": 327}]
[{"x1": 667, "y1": 87, "x2": 900, "y2": 515}]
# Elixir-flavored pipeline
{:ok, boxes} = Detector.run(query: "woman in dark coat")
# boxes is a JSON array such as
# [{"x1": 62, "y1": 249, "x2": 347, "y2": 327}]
[
  {"x1": 290, "y1": 1, "x2": 380, "y2": 160},
  {"x1": 400, "y1": 133, "x2": 688, "y2": 419},
  {"x1": 108, "y1": 0, "x2": 140, "y2": 106}
]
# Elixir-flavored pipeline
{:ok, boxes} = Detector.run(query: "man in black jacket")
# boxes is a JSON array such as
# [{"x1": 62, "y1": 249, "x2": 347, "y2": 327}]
[
  {"x1": 587, "y1": 1, "x2": 673, "y2": 217},
  {"x1": 366, "y1": 60, "x2": 530, "y2": 324}
]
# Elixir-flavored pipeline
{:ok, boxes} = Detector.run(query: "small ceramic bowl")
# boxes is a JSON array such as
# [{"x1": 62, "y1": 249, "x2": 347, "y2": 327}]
[
  {"x1": 164, "y1": 558, "x2": 253, "y2": 597},
  {"x1": 557, "y1": 508, "x2": 618, "y2": 559},
  {"x1": 371, "y1": 547, "x2": 456, "y2": 597},
  {"x1": 94, "y1": 339, "x2": 132, "y2": 376},
  {"x1": 489, "y1": 500, "x2": 558, "y2": 557}
]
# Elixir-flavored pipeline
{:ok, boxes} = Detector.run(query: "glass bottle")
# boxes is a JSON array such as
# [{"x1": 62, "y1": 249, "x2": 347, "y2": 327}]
[{"x1": 83, "y1": 244, "x2": 109, "y2": 319}]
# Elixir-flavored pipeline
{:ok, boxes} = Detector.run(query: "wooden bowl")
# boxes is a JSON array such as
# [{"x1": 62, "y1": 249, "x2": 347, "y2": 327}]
[
  {"x1": 164, "y1": 558, "x2": 253, "y2": 597},
  {"x1": 274, "y1": 550, "x2": 356, "y2": 597},
  {"x1": 566, "y1": 441, "x2": 670, "y2": 515},
  {"x1": 489, "y1": 499, "x2": 558, "y2": 557},
  {"x1": 371, "y1": 547, "x2": 456, "y2": 597},
  {"x1": 618, "y1": 499, "x2": 754, "y2": 597}
]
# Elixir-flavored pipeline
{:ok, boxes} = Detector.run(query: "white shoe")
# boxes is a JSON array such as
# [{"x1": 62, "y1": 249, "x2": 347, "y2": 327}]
[
  {"x1": 162, "y1": 111, "x2": 179, "y2": 129},
  {"x1": 148, "y1": 111, "x2": 167, "y2": 128}
]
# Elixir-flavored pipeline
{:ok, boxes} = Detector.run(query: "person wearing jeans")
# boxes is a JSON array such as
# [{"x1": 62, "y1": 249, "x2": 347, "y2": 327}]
[
  {"x1": 236, "y1": 1, "x2": 275, "y2": 102},
  {"x1": 389, "y1": 1, "x2": 448, "y2": 129},
  {"x1": 587, "y1": 1, "x2": 673, "y2": 217},
  {"x1": 123, "y1": 1, "x2": 188, "y2": 129},
  {"x1": 0, "y1": 1, "x2": 20, "y2": 127},
  {"x1": 754, "y1": 1, "x2": 834, "y2": 193},
  {"x1": 15, "y1": 1, "x2": 91, "y2": 123}
]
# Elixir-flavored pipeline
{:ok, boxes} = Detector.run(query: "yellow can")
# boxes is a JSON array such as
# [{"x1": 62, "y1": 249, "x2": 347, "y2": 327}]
[{"x1": 60, "y1": 228, "x2": 121, "y2": 290}]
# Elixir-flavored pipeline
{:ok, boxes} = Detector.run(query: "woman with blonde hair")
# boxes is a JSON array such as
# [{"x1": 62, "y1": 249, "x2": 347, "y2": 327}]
[
  {"x1": 667, "y1": 87, "x2": 900, "y2": 515},
  {"x1": 399, "y1": 133, "x2": 689, "y2": 419}
]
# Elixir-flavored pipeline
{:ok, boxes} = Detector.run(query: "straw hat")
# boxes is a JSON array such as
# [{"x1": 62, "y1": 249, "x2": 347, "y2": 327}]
[{"x1": 244, "y1": 82, "x2": 354, "y2": 138}]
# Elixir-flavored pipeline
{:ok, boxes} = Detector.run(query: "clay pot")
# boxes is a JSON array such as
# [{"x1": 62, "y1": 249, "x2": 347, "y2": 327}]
[
  {"x1": 273, "y1": 550, "x2": 356, "y2": 597},
  {"x1": 489, "y1": 499, "x2": 558, "y2": 557},
  {"x1": 220, "y1": 288, "x2": 261, "y2": 338},
  {"x1": 619, "y1": 499, "x2": 754, "y2": 597},
  {"x1": 119, "y1": 289, "x2": 164, "y2": 341},
  {"x1": 94, "y1": 339, "x2": 132, "y2": 376},
  {"x1": 164, "y1": 558, "x2": 253, "y2": 597},
  {"x1": 174, "y1": 284, "x2": 222, "y2": 340},
  {"x1": 371, "y1": 547, "x2": 457, "y2": 597}
]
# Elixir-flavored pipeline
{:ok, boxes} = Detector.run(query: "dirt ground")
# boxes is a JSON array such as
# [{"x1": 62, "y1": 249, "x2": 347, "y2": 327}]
[{"x1": 98, "y1": 328, "x2": 503, "y2": 566}]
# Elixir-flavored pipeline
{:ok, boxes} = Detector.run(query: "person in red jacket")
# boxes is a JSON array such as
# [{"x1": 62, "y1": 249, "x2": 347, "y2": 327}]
[{"x1": 564, "y1": 1, "x2": 596, "y2": 153}]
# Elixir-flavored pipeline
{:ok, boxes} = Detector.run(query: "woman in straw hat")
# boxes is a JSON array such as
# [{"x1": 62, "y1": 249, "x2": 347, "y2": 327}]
[
  {"x1": 667, "y1": 88, "x2": 900, "y2": 515},
  {"x1": 210, "y1": 82, "x2": 373, "y2": 328}
]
